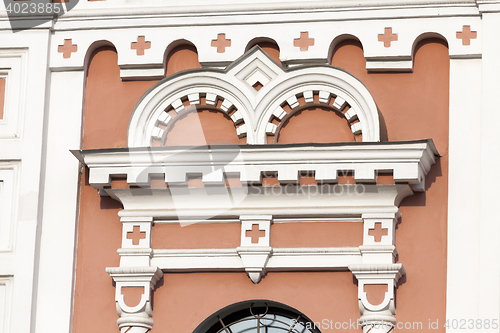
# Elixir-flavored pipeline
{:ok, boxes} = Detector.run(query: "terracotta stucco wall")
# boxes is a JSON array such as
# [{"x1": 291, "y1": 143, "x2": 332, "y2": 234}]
[
  {"x1": 73, "y1": 39, "x2": 448, "y2": 332},
  {"x1": 331, "y1": 38, "x2": 449, "y2": 331}
]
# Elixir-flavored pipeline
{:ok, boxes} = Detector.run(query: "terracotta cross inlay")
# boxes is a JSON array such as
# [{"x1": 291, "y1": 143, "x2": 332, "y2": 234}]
[
  {"x1": 456, "y1": 25, "x2": 477, "y2": 46},
  {"x1": 378, "y1": 28, "x2": 398, "y2": 48},
  {"x1": 294, "y1": 32, "x2": 314, "y2": 51},
  {"x1": 246, "y1": 224, "x2": 266, "y2": 244},
  {"x1": 368, "y1": 223, "x2": 388, "y2": 242},
  {"x1": 58, "y1": 39, "x2": 77, "y2": 59},
  {"x1": 127, "y1": 226, "x2": 146, "y2": 245},
  {"x1": 131, "y1": 36, "x2": 151, "y2": 56},
  {"x1": 211, "y1": 33, "x2": 231, "y2": 53}
]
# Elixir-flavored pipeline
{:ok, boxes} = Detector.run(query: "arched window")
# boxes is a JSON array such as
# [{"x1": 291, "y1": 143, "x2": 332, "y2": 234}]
[{"x1": 193, "y1": 300, "x2": 321, "y2": 333}]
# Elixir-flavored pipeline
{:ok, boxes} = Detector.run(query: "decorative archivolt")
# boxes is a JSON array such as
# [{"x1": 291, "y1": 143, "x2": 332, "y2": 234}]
[
  {"x1": 150, "y1": 92, "x2": 248, "y2": 143},
  {"x1": 128, "y1": 46, "x2": 380, "y2": 147}
]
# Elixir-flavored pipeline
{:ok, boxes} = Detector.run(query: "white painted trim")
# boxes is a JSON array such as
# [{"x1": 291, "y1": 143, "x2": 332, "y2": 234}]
[
  {"x1": 127, "y1": 48, "x2": 382, "y2": 145},
  {"x1": 78, "y1": 141, "x2": 436, "y2": 188},
  {"x1": 35, "y1": 70, "x2": 85, "y2": 333},
  {"x1": 446, "y1": 58, "x2": 482, "y2": 325},
  {"x1": 150, "y1": 247, "x2": 363, "y2": 271}
]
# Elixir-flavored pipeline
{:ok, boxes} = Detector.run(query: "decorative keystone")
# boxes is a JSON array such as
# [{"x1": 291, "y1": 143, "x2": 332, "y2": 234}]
[
  {"x1": 106, "y1": 266, "x2": 163, "y2": 333},
  {"x1": 237, "y1": 247, "x2": 272, "y2": 284}
]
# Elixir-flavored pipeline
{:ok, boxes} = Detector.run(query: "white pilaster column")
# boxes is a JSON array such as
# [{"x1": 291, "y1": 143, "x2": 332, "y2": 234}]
[
  {"x1": 447, "y1": 56, "x2": 482, "y2": 323},
  {"x1": 35, "y1": 69, "x2": 85, "y2": 333},
  {"x1": 478, "y1": 10, "x2": 500, "y2": 324}
]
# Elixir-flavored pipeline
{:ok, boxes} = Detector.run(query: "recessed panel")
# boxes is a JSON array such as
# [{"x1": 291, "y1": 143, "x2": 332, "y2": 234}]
[{"x1": 0, "y1": 164, "x2": 18, "y2": 252}]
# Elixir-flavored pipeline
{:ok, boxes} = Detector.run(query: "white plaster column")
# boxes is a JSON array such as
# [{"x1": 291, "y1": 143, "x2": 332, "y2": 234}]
[
  {"x1": 478, "y1": 9, "x2": 500, "y2": 325},
  {"x1": 35, "y1": 69, "x2": 85, "y2": 333},
  {"x1": 447, "y1": 56, "x2": 482, "y2": 324},
  {"x1": 0, "y1": 27, "x2": 51, "y2": 333}
]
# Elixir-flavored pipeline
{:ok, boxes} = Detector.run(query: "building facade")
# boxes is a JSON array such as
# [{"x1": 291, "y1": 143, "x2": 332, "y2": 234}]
[{"x1": 0, "y1": 1, "x2": 499, "y2": 332}]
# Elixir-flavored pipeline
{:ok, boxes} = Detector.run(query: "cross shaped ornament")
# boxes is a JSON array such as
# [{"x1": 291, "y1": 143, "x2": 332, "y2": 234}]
[
  {"x1": 378, "y1": 28, "x2": 398, "y2": 48},
  {"x1": 456, "y1": 25, "x2": 477, "y2": 46},
  {"x1": 127, "y1": 226, "x2": 146, "y2": 246},
  {"x1": 294, "y1": 32, "x2": 314, "y2": 51},
  {"x1": 58, "y1": 39, "x2": 77, "y2": 59},
  {"x1": 131, "y1": 36, "x2": 151, "y2": 56},
  {"x1": 211, "y1": 34, "x2": 231, "y2": 53},
  {"x1": 368, "y1": 222, "x2": 388, "y2": 242},
  {"x1": 246, "y1": 224, "x2": 266, "y2": 244}
]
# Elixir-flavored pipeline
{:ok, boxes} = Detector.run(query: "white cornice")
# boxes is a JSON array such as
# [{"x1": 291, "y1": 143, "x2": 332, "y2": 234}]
[
  {"x1": 46, "y1": 4, "x2": 480, "y2": 31},
  {"x1": 75, "y1": 140, "x2": 438, "y2": 187},
  {"x1": 74, "y1": 140, "x2": 437, "y2": 219}
]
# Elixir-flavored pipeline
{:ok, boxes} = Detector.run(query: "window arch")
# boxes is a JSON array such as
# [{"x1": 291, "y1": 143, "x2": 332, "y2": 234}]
[{"x1": 193, "y1": 300, "x2": 321, "y2": 333}]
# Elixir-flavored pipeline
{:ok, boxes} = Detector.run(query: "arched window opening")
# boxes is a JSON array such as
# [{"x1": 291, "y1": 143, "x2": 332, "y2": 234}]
[{"x1": 193, "y1": 301, "x2": 321, "y2": 333}]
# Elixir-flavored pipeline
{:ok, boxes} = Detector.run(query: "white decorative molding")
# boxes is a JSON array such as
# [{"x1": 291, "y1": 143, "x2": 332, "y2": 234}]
[
  {"x1": 349, "y1": 264, "x2": 406, "y2": 333},
  {"x1": 120, "y1": 217, "x2": 153, "y2": 267},
  {"x1": 127, "y1": 47, "x2": 381, "y2": 146},
  {"x1": 0, "y1": 49, "x2": 27, "y2": 140},
  {"x1": 0, "y1": 162, "x2": 19, "y2": 253},
  {"x1": 238, "y1": 215, "x2": 273, "y2": 283},
  {"x1": 47, "y1": 8, "x2": 481, "y2": 76},
  {"x1": 76, "y1": 138, "x2": 438, "y2": 329},
  {"x1": 74, "y1": 140, "x2": 436, "y2": 195},
  {"x1": 0, "y1": 276, "x2": 13, "y2": 333},
  {"x1": 264, "y1": 88, "x2": 364, "y2": 141},
  {"x1": 106, "y1": 266, "x2": 163, "y2": 333}
]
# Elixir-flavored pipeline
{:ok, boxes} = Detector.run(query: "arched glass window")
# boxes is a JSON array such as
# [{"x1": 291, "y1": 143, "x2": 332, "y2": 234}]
[{"x1": 193, "y1": 300, "x2": 321, "y2": 333}]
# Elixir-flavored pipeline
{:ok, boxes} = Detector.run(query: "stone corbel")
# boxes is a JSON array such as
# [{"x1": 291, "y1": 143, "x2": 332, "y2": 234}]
[
  {"x1": 106, "y1": 266, "x2": 163, "y2": 333},
  {"x1": 237, "y1": 215, "x2": 272, "y2": 284},
  {"x1": 349, "y1": 264, "x2": 405, "y2": 333}
]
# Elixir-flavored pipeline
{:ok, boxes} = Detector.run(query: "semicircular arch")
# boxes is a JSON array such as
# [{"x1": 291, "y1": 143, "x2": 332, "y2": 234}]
[
  {"x1": 128, "y1": 72, "x2": 255, "y2": 147},
  {"x1": 254, "y1": 66, "x2": 380, "y2": 144}
]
